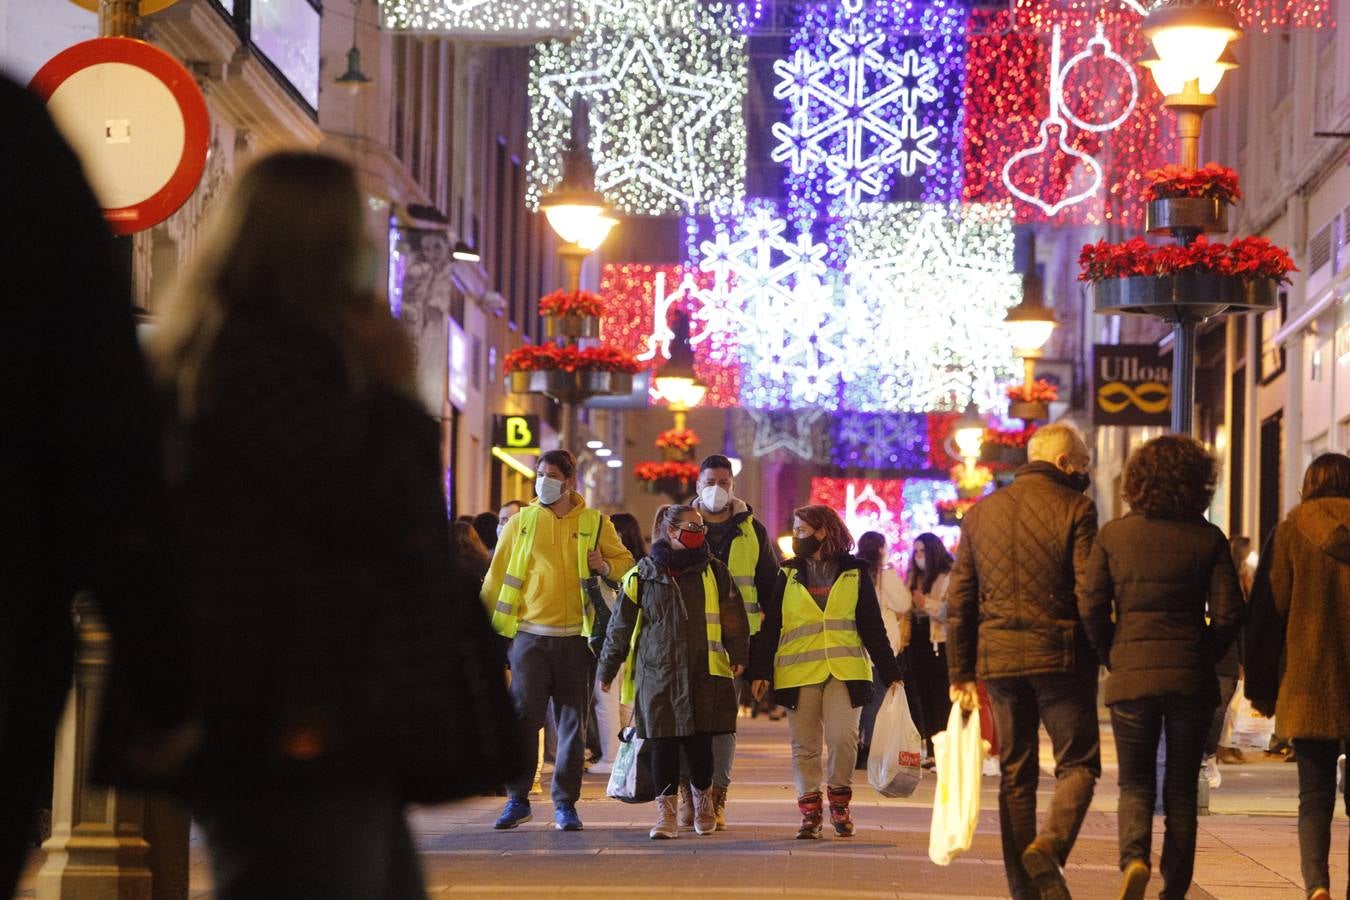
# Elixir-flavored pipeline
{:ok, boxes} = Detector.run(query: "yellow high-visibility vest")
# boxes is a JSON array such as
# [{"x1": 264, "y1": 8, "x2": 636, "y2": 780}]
[
  {"x1": 726, "y1": 519, "x2": 764, "y2": 635},
  {"x1": 621, "y1": 565, "x2": 733, "y2": 706},
  {"x1": 490, "y1": 506, "x2": 601, "y2": 639},
  {"x1": 773, "y1": 567, "x2": 871, "y2": 688}
]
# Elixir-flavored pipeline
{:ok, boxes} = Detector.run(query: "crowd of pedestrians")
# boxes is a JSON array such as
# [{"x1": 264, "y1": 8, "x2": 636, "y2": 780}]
[{"x1": 5, "y1": 108, "x2": 1347, "y2": 900}]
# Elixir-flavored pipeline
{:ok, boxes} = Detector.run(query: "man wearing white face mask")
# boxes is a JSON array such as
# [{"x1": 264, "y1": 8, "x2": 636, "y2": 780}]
[
  {"x1": 482, "y1": 450, "x2": 634, "y2": 832},
  {"x1": 683, "y1": 454, "x2": 781, "y2": 830}
]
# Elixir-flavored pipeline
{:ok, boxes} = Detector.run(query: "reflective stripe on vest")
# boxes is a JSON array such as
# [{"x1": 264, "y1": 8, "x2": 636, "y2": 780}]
[
  {"x1": 490, "y1": 505, "x2": 600, "y2": 639},
  {"x1": 726, "y1": 518, "x2": 763, "y2": 636},
  {"x1": 773, "y1": 568, "x2": 871, "y2": 689},
  {"x1": 622, "y1": 566, "x2": 732, "y2": 706}
]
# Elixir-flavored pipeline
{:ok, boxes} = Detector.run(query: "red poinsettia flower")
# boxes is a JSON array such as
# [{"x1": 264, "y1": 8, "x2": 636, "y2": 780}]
[
  {"x1": 1006, "y1": 379, "x2": 1059, "y2": 403},
  {"x1": 1078, "y1": 235, "x2": 1297, "y2": 285},
  {"x1": 655, "y1": 428, "x2": 701, "y2": 453},
  {"x1": 983, "y1": 424, "x2": 1038, "y2": 448},
  {"x1": 1143, "y1": 162, "x2": 1242, "y2": 205},
  {"x1": 503, "y1": 343, "x2": 647, "y2": 374},
  {"x1": 539, "y1": 289, "x2": 606, "y2": 318},
  {"x1": 634, "y1": 461, "x2": 701, "y2": 483}
]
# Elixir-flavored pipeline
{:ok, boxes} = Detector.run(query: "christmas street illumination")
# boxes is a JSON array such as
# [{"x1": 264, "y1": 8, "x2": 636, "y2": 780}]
[
  {"x1": 528, "y1": 0, "x2": 747, "y2": 216},
  {"x1": 379, "y1": 0, "x2": 584, "y2": 38},
  {"x1": 831, "y1": 411, "x2": 930, "y2": 471}
]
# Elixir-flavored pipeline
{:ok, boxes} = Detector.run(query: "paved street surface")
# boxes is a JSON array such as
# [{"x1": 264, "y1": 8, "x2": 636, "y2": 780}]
[{"x1": 17, "y1": 713, "x2": 1347, "y2": 898}]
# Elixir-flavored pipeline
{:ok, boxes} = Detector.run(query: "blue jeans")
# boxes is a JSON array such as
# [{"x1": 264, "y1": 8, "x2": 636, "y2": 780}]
[
  {"x1": 1111, "y1": 694, "x2": 1213, "y2": 900},
  {"x1": 1293, "y1": 738, "x2": 1350, "y2": 897},
  {"x1": 195, "y1": 782, "x2": 423, "y2": 900}
]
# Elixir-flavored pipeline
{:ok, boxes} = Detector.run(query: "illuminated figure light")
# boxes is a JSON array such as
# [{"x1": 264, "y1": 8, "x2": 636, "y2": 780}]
[
  {"x1": 831, "y1": 411, "x2": 930, "y2": 471},
  {"x1": 810, "y1": 476, "x2": 905, "y2": 554},
  {"x1": 598, "y1": 262, "x2": 740, "y2": 407},
  {"x1": 962, "y1": 7, "x2": 1169, "y2": 227},
  {"x1": 739, "y1": 408, "x2": 829, "y2": 462},
  {"x1": 692, "y1": 201, "x2": 847, "y2": 409},
  {"x1": 999, "y1": 24, "x2": 1137, "y2": 218},
  {"x1": 774, "y1": 0, "x2": 968, "y2": 222},
  {"x1": 379, "y1": 0, "x2": 585, "y2": 39},
  {"x1": 527, "y1": 0, "x2": 748, "y2": 216},
  {"x1": 841, "y1": 201, "x2": 1020, "y2": 414}
]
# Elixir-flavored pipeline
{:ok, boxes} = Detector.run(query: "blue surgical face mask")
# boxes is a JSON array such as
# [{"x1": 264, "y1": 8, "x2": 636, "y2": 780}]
[{"x1": 536, "y1": 475, "x2": 565, "y2": 506}]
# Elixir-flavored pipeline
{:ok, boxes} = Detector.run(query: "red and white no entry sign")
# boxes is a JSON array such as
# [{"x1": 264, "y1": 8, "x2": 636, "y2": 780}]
[{"x1": 29, "y1": 37, "x2": 210, "y2": 235}]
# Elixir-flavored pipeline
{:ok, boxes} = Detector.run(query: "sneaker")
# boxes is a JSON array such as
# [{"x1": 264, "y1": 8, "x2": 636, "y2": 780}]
[
  {"x1": 1201, "y1": 755, "x2": 1222, "y2": 790},
  {"x1": 588, "y1": 760, "x2": 614, "y2": 776},
  {"x1": 982, "y1": 757, "x2": 1001, "y2": 777},
  {"x1": 1119, "y1": 858, "x2": 1150, "y2": 900},
  {"x1": 494, "y1": 799, "x2": 532, "y2": 830},
  {"x1": 1022, "y1": 841, "x2": 1070, "y2": 900},
  {"x1": 554, "y1": 803, "x2": 583, "y2": 831}
]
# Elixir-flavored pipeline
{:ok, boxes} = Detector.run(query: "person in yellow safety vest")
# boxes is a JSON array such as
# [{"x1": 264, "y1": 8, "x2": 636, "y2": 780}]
[
  {"x1": 749, "y1": 505, "x2": 903, "y2": 841},
  {"x1": 481, "y1": 449, "x2": 634, "y2": 833},
  {"x1": 683, "y1": 453, "x2": 782, "y2": 831},
  {"x1": 597, "y1": 504, "x2": 750, "y2": 840}
]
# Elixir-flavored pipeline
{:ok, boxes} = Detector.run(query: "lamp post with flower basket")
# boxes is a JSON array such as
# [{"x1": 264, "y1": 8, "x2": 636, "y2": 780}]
[{"x1": 1083, "y1": 0, "x2": 1293, "y2": 435}]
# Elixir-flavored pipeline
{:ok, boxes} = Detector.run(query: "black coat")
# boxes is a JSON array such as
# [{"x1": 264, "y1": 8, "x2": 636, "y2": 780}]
[
  {"x1": 597, "y1": 547, "x2": 749, "y2": 738},
  {"x1": 750, "y1": 555, "x2": 903, "y2": 710},
  {"x1": 947, "y1": 462, "x2": 1099, "y2": 683},
  {"x1": 166, "y1": 313, "x2": 525, "y2": 801},
  {"x1": 1080, "y1": 513, "x2": 1243, "y2": 707}
]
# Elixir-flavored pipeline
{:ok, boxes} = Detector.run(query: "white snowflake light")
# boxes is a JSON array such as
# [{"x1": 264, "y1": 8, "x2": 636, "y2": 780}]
[
  {"x1": 379, "y1": 0, "x2": 584, "y2": 38},
  {"x1": 842, "y1": 201, "x2": 1021, "y2": 414},
  {"x1": 527, "y1": 0, "x2": 747, "y2": 216},
  {"x1": 831, "y1": 411, "x2": 929, "y2": 470}
]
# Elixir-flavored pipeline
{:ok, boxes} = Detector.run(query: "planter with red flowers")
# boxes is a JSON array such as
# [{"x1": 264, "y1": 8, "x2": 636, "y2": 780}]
[
  {"x1": 655, "y1": 427, "x2": 700, "y2": 461},
  {"x1": 936, "y1": 497, "x2": 980, "y2": 528},
  {"x1": 1005, "y1": 380, "x2": 1058, "y2": 423},
  {"x1": 504, "y1": 344, "x2": 644, "y2": 403},
  {"x1": 634, "y1": 460, "x2": 700, "y2": 502},
  {"x1": 1143, "y1": 163, "x2": 1241, "y2": 236},
  {"x1": 540, "y1": 289, "x2": 605, "y2": 339},
  {"x1": 981, "y1": 424, "x2": 1036, "y2": 467},
  {"x1": 1082, "y1": 235, "x2": 1292, "y2": 321}
]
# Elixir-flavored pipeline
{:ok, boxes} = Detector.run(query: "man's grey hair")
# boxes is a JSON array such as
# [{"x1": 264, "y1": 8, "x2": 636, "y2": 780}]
[{"x1": 1027, "y1": 422, "x2": 1087, "y2": 464}]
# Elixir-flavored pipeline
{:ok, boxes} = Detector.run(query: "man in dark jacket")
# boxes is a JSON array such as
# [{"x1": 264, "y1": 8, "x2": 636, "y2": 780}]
[
  {"x1": 688, "y1": 454, "x2": 781, "y2": 829},
  {"x1": 947, "y1": 422, "x2": 1098, "y2": 900},
  {"x1": 0, "y1": 75, "x2": 192, "y2": 896}
]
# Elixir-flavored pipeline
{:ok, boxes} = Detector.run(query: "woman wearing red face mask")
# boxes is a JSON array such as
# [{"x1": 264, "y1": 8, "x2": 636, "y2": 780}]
[{"x1": 598, "y1": 505, "x2": 750, "y2": 839}]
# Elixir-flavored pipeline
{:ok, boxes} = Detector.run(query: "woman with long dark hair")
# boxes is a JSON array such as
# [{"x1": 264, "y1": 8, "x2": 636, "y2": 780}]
[
  {"x1": 589, "y1": 511, "x2": 647, "y2": 775},
  {"x1": 1248, "y1": 453, "x2": 1350, "y2": 900},
  {"x1": 903, "y1": 532, "x2": 954, "y2": 764},
  {"x1": 1082, "y1": 435, "x2": 1242, "y2": 900},
  {"x1": 450, "y1": 519, "x2": 492, "y2": 586},
  {"x1": 854, "y1": 531, "x2": 910, "y2": 767},
  {"x1": 749, "y1": 506, "x2": 903, "y2": 839}
]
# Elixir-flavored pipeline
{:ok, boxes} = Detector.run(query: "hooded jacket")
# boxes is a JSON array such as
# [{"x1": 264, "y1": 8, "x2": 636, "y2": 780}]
[
  {"x1": 1246, "y1": 498, "x2": 1350, "y2": 740},
  {"x1": 691, "y1": 496, "x2": 780, "y2": 613}
]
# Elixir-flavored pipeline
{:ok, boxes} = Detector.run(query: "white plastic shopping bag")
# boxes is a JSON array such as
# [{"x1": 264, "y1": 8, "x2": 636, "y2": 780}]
[
  {"x1": 605, "y1": 726, "x2": 653, "y2": 803},
  {"x1": 868, "y1": 685, "x2": 923, "y2": 798},
  {"x1": 1222, "y1": 678, "x2": 1277, "y2": 750},
  {"x1": 929, "y1": 700, "x2": 988, "y2": 865}
]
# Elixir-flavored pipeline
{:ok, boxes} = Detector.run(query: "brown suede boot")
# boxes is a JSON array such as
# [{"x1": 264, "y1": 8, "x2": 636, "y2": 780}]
[
  {"x1": 796, "y1": 791, "x2": 823, "y2": 840},
  {"x1": 650, "y1": 795, "x2": 679, "y2": 840},
  {"x1": 677, "y1": 779, "x2": 694, "y2": 828},
  {"x1": 827, "y1": 786, "x2": 855, "y2": 837},
  {"x1": 712, "y1": 785, "x2": 728, "y2": 831},
  {"x1": 692, "y1": 786, "x2": 717, "y2": 835}
]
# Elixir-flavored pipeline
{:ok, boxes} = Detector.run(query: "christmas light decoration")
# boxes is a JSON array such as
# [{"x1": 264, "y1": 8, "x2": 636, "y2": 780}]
[
  {"x1": 379, "y1": 0, "x2": 583, "y2": 38},
  {"x1": 831, "y1": 411, "x2": 930, "y2": 471},
  {"x1": 900, "y1": 478, "x2": 962, "y2": 549},
  {"x1": 810, "y1": 476, "x2": 906, "y2": 552},
  {"x1": 692, "y1": 201, "x2": 846, "y2": 408},
  {"x1": 774, "y1": 0, "x2": 967, "y2": 221},
  {"x1": 962, "y1": 7, "x2": 1170, "y2": 227},
  {"x1": 598, "y1": 262, "x2": 740, "y2": 407},
  {"x1": 841, "y1": 201, "x2": 1020, "y2": 413},
  {"x1": 527, "y1": 0, "x2": 747, "y2": 216},
  {"x1": 743, "y1": 408, "x2": 828, "y2": 462}
]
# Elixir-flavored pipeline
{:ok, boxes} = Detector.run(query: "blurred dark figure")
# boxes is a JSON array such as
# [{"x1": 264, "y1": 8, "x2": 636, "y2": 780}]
[
  {"x1": 473, "y1": 511, "x2": 501, "y2": 552},
  {"x1": 609, "y1": 512, "x2": 648, "y2": 565},
  {"x1": 149, "y1": 151, "x2": 524, "y2": 899},
  {"x1": 451, "y1": 519, "x2": 492, "y2": 585},
  {"x1": 1247, "y1": 453, "x2": 1350, "y2": 900},
  {"x1": 0, "y1": 76, "x2": 193, "y2": 897}
]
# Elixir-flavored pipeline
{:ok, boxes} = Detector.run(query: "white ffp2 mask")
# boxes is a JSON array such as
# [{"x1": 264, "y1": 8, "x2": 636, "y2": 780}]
[{"x1": 699, "y1": 484, "x2": 731, "y2": 513}]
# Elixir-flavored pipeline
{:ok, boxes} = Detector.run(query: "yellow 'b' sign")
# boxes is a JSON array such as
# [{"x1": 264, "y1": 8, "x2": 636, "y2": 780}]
[
  {"x1": 506, "y1": 417, "x2": 532, "y2": 448},
  {"x1": 494, "y1": 414, "x2": 540, "y2": 454}
]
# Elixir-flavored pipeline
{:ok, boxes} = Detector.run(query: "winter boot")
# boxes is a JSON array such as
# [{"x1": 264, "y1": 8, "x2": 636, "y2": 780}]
[
  {"x1": 712, "y1": 786, "x2": 728, "y2": 831},
  {"x1": 795, "y1": 791, "x2": 824, "y2": 840},
  {"x1": 650, "y1": 795, "x2": 679, "y2": 840},
  {"x1": 677, "y1": 778, "x2": 695, "y2": 828},
  {"x1": 692, "y1": 786, "x2": 717, "y2": 835},
  {"x1": 827, "y1": 786, "x2": 855, "y2": 837}
]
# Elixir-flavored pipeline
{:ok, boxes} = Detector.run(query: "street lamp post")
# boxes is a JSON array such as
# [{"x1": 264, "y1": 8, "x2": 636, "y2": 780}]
[
  {"x1": 652, "y1": 311, "x2": 707, "y2": 431},
  {"x1": 1005, "y1": 238, "x2": 1058, "y2": 400}
]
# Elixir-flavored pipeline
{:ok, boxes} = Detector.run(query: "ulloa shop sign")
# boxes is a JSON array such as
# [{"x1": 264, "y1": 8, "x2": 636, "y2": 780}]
[{"x1": 1093, "y1": 344, "x2": 1172, "y2": 426}]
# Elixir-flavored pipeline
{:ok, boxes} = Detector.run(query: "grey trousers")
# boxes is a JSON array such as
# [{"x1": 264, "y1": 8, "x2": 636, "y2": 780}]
[
  {"x1": 507, "y1": 632, "x2": 592, "y2": 806},
  {"x1": 688, "y1": 732, "x2": 738, "y2": 789},
  {"x1": 787, "y1": 677, "x2": 861, "y2": 797}
]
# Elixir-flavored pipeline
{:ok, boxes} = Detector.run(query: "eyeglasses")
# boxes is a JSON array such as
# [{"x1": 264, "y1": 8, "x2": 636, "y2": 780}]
[
  {"x1": 674, "y1": 522, "x2": 707, "y2": 534},
  {"x1": 791, "y1": 526, "x2": 815, "y2": 537}
]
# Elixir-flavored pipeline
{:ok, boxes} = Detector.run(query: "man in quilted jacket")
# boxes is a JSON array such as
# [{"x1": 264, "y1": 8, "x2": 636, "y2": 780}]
[{"x1": 947, "y1": 422, "x2": 1099, "y2": 900}]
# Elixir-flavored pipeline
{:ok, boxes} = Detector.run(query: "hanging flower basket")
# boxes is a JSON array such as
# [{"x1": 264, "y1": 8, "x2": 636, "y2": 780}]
[
  {"x1": 1092, "y1": 273, "x2": 1279, "y2": 320},
  {"x1": 635, "y1": 461, "x2": 700, "y2": 503},
  {"x1": 1143, "y1": 163, "x2": 1241, "y2": 206},
  {"x1": 539, "y1": 289, "x2": 606, "y2": 318},
  {"x1": 544, "y1": 315, "x2": 601, "y2": 339},
  {"x1": 1146, "y1": 196, "x2": 1228, "y2": 236},
  {"x1": 936, "y1": 497, "x2": 979, "y2": 527},
  {"x1": 1009, "y1": 400, "x2": 1050, "y2": 422},
  {"x1": 508, "y1": 369, "x2": 634, "y2": 403}
]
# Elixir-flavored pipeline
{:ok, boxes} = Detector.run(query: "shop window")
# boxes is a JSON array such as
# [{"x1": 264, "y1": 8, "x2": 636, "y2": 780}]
[{"x1": 1258, "y1": 291, "x2": 1287, "y2": 385}]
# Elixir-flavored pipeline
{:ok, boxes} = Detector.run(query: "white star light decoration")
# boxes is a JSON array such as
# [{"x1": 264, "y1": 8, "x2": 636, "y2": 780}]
[
  {"x1": 527, "y1": 0, "x2": 747, "y2": 216},
  {"x1": 379, "y1": 0, "x2": 584, "y2": 38},
  {"x1": 842, "y1": 202, "x2": 1021, "y2": 414},
  {"x1": 771, "y1": 0, "x2": 942, "y2": 208},
  {"x1": 746, "y1": 409, "x2": 827, "y2": 461},
  {"x1": 695, "y1": 202, "x2": 848, "y2": 407}
]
